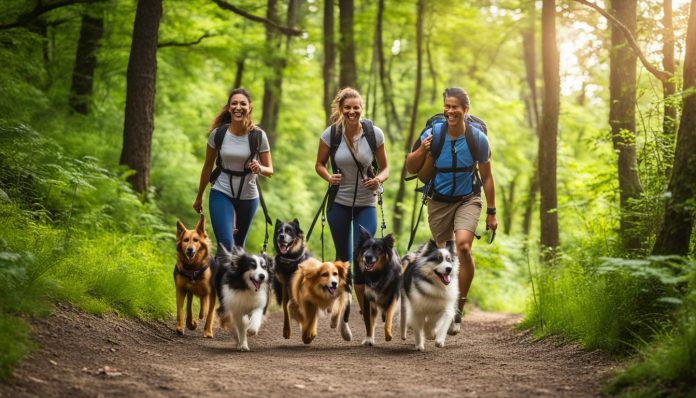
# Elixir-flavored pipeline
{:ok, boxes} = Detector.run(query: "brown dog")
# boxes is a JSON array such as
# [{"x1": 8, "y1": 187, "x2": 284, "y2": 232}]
[
  {"x1": 174, "y1": 215, "x2": 216, "y2": 338},
  {"x1": 288, "y1": 258, "x2": 352, "y2": 344}
]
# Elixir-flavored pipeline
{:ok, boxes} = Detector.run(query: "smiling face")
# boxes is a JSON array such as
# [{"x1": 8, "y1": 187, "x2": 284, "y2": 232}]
[
  {"x1": 444, "y1": 96, "x2": 468, "y2": 127},
  {"x1": 341, "y1": 97, "x2": 362, "y2": 127},
  {"x1": 274, "y1": 219, "x2": 304, "y2": 256},
  {"x1": 228, "y1": 93, "x2": 251, "y2": 123}
]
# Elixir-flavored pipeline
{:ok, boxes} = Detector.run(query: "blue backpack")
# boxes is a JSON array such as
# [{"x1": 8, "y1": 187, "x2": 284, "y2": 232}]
[{"x1": 416, "y1": 113, "x2": 489, "y2": 199}]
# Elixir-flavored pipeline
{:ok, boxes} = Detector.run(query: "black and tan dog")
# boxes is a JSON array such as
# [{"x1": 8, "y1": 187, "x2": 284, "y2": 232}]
[
  {"x1": 272, "y1": 219, "x2": 311, "y2": 339},
  {"x1": 174, "y1": 215, "x2": 216, "y2": 338},
  {"x1": 355, "y1": 227, "x2": 402, "y2": 346}
]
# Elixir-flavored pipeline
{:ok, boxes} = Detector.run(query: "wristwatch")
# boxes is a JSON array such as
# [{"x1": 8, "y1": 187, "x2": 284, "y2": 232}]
[{"x1": 486, "y1": 207, "x2": 496, "y2": 215}]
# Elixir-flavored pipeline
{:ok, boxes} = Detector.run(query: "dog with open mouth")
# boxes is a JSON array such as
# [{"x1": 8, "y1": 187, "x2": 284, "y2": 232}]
[
  {"x1": 400, "y1": 240, "x2": 459, "y2": 351},
  {"x1": 214, "y1": 245, "x2": 274, "y2": 351},
  {"x1": 174, "y1": 215, "x2": 217, "y2": 338},
  {"x1": 288, "y1": 258, "x2": 351, "y2": 344},
  {"x1": 355, "y1": 227, "x2": 401, "y2": 346},
  {"x1": 272, "y1": 219, "x2": 312, "y2": 339}
]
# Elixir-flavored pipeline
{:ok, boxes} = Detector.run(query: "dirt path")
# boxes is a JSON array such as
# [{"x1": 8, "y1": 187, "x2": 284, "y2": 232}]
[{"x1": 1, "y1": 303, "x2": 615, "y2": 397}]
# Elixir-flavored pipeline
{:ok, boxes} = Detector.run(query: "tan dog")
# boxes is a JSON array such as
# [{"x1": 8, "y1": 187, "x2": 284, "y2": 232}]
[
  {"x1": 174, "y1": 215, "x2": 216, "y2": 338},
  {"x1": 288, "y1": 258, "x2": 352, "y2": 344}
]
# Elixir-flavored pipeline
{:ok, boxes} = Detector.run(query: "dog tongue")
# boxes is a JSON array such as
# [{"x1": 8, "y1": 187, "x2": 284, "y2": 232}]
[
  {"x1": 251, "y1": 278, "x2": 261, "y2": 291},
  {"x1": 279, "y1": 245, "x2": 289, "y2": 254},
  {"x1": 327, "y1": 286, "x2": 336, "y2": 295},
  {"x1": 442, "y1": 273, "x2": 451, "y2": 284}
]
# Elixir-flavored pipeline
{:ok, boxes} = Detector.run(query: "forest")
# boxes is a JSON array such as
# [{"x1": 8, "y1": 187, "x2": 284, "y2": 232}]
[{"x1": 0, "y1": 0, "x2": 695, "y2": 396}]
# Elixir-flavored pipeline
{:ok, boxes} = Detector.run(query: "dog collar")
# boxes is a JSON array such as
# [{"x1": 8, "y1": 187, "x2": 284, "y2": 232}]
[{"x1": 277, "y1": 250, "x2": 309, "y2": 264}]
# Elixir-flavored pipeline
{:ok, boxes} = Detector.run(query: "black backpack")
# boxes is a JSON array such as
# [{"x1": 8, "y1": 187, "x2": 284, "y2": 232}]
[
  {"x1": 208, "y1": 123, "x2": 273, "y2": 251},
  {"x1": 329, "y1": 119, "x2": 379, "y2": 178},
  {"x1": 209, "y1": 123, "x2": 263, "y2": 198}
]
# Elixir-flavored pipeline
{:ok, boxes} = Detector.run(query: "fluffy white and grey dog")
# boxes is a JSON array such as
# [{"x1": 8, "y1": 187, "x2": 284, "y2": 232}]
[
  {"x1": 214, "y1": 246, "x2": 274, "y2": 351},
  {"x1": 400, "y1": 240, "x2": 459, "y2": 351}
]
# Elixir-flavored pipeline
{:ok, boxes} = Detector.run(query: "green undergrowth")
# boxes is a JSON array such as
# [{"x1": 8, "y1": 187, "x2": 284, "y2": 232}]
[
  {"x1": 520, "y1": 247, "x2": 696, "y2": 396},
  {"x1": 0, "y1": 122, "x2": 176, "y2": 379}
]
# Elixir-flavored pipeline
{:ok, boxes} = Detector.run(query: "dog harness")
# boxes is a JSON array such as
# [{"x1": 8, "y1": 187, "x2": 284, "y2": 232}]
[{"x1": 176, "y1": 257, "x2": 214, "y2": 282}]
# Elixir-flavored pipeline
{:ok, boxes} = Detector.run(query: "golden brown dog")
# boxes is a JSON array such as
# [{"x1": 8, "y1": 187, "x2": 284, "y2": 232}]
[
  {"x1": 174, "y1": 215, "x2": 216, "y2": 338},
  {"x1": 288, "y1": 258, "x2": 352, "y2": 344}
]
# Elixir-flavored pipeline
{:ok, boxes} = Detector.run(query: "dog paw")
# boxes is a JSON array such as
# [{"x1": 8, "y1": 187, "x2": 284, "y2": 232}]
[
  {"x1": 415, "y1": 344, "x2": 425, "y2": 351},
  {"x1": 176, "y1": 327, "x2": 184, "y2": 335},
  {"x1": 330, "y1": 318, "x2": 338, "y2": 329},
  {"x1": 283, "y1": 329, "x2": 291, "y2": 339},
  {"x1": 362, "y1": 337, "x2": 375, "y2": 346},
  {"x1": 340, "y1": 323, "x2": 352, "y2": 342},
  {"x1": 385, "y1": 334, "x2": 392, "y2": 342},
  {"x1": 435, "y1": 340, "x2": 445, "y2": 348},
  {"x1": 447, "y1": 320, "x2": 461, "y2": 336},
  {"x1": 237, "y1": 343, "x2": 250, "y2": 352},
  {"x1": 204, "y1": 331, "x2": 214, "y2": 339},
  {"x1": 302, "y1": 334, "x2": 316, "y2": 344},
  {"x1": 186, "y1": 320, "x2": 198, "y2": 331}
]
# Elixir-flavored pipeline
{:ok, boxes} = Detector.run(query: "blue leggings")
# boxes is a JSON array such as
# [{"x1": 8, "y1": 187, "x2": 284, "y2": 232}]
[
  {"x1": 327, "y1": 202, "x2": 377, "y2": 285},
  {"x1": 208, "y1": 189, "x2": 259, "y2": 252}
]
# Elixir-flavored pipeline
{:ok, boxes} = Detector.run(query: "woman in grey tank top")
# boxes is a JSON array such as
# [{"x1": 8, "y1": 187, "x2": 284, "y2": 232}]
[
  {"x1": 193, "y1": 88, "x2": 273, "y2": 252},
  {"x1": 315, "y1": 87, "x2": 390, "y2": 317}
]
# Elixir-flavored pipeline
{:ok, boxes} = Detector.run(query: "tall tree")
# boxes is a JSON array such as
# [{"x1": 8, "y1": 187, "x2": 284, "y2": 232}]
[
  {"x1": 522, "y1": 2, "x2": 540, "y2": 237},
  {"x1": 69, "y1": 12, "x2": 104, "y2": 115},
  {"x1": 539, "y1": 0, "x2": 560, "y2": 261},
  {"x1": 119, "y1": 0, "x2": 162, "y2": 195},
  {"x1": 338, "y1": 0, "x2": 356, "y2": 89},
  {"x1": 392, "y1": 0, "x2": 424, "y2": 237},
  {"x1": 663, "y1": 0, "x2": 677, "y2": 138},
  {"x1": 323, "y1": 0, "x2": 336, "y2": 124},
  {"x1": 260, "y1": 0, "x2": 282, "y2": 145},
  {"x1": 609, "y1": 0, "x2": 643, "y2": 250},
  {"x1": 376, "y1": 0, "x2": 402, "y2": 134},
  {"x1": 653, "y1": 0, "x2": 696, "y2": 255}
]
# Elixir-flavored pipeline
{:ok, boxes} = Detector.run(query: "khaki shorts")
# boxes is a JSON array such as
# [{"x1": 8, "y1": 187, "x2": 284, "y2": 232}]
[{"x1": 427, "y1": 195, "x2": 483, "y2": 243}]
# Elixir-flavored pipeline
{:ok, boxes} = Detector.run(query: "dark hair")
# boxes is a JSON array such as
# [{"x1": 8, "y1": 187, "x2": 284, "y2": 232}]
[
  {"x1": 443, "y1": 87, "x2": 470, "y2": 110},
  {"x1": 210, "y1": 88, "x2": 256, "y2": 131}
]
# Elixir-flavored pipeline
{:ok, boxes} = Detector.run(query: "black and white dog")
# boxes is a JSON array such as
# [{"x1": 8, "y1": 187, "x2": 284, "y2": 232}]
[
  {"x1": 355, "y1": 227, "x2": 401, "y2": 346},
  {"x1": 400, "y1": 240, "x2": 459, "y2": 351},
  {"x1": 214, "y1": 246, "x2": 274, "y2": 351},
  {"x1": 272, "y1": 219, "x2": 312, "y2": 339}
]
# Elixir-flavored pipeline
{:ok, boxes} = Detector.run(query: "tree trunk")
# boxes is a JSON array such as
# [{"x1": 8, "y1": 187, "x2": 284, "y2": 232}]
[
  {"x1": 260, "y1": 0, "x2": 282, "y2": 146},
  {"x1": 376, "y1": 0, "x2": 401, "y2": 134},
  {"x1": 663, "y1": 0, "x2": 677, "y2": 139},
  {"x1": 234, "y1": 58, "x2": 244, "y2": 88},
  {"x1": 521, "y1": 2, "x2": 540, "y2": 237},
  {"x1": 539, "y1": 0, "x2": 560, "y2": 261},
  {"x1": 338, "y1": 0, "x2": 356, "y2": 89},
  {"x1": 501, "y1": 176, "x2": 517, "y2": 235},
  {"x1": 653, "y1": 0, "x2": 696, "y2": 255},
  {"x1": 119, "y1": 0, "x2": 162, "y2": 195},
  {"x1": 323, "y1": 0, "x2": 336, "y2": 125},
  {"x1": 69, "y1": 13, "x2": 104, "y2": 115},
  {"x1": 609, "y1": 0, "x2": 643, "y2": 251},
  {"x1": 392, "y1": 0, "x2": 424, "y2": 237}
]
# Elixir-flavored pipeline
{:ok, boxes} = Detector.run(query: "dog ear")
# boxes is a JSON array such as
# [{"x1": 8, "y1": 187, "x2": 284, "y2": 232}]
[
  {"x1": 445, "y1": 239, "x2": 456, "y2": 254},
  {"x1": 383, "y1": 233, "x2": 395, "y2": 250},
  {"x1": 299, "y1": 258, "x2": 320, "y2": 279},
  {"x1": 334, "y1": 261, "x2": 349, "y2": 279},
  {"x1": 176, "y1": 220, "x2": 187, "y2": 239},
  {"x1": 292, "y1": 218, "x2": 303, "y2": 235},
  {"x1": 358, "y1": 225, "x2": 371, "y2": 246},
  {"x1": 195, "y1": 214, "x2": 206, "y2": 236},
  {"x1": 424, "y1": 239, "x2": 439, "y2": 254}
]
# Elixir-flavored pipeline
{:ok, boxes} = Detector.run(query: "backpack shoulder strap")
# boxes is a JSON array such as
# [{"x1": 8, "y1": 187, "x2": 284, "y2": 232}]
[
  {"x1": 213, "y1": 124, "x2": 229, "y2": 166},
  {"x1": 329, "y1": 124, "x2": 342, "y2": 174},
  {"x1": 430, "y1": 122, "x2": 448, "y2": 161},
  {"x1": 248, "y1": 128, "x2": 262, "y2": 160},
  {"x1": 464, "y1": 122, "x2": 478, "y2": 163},
  {"x1": 361, "y1": 119, "x2": 377, "y2": 155}
]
